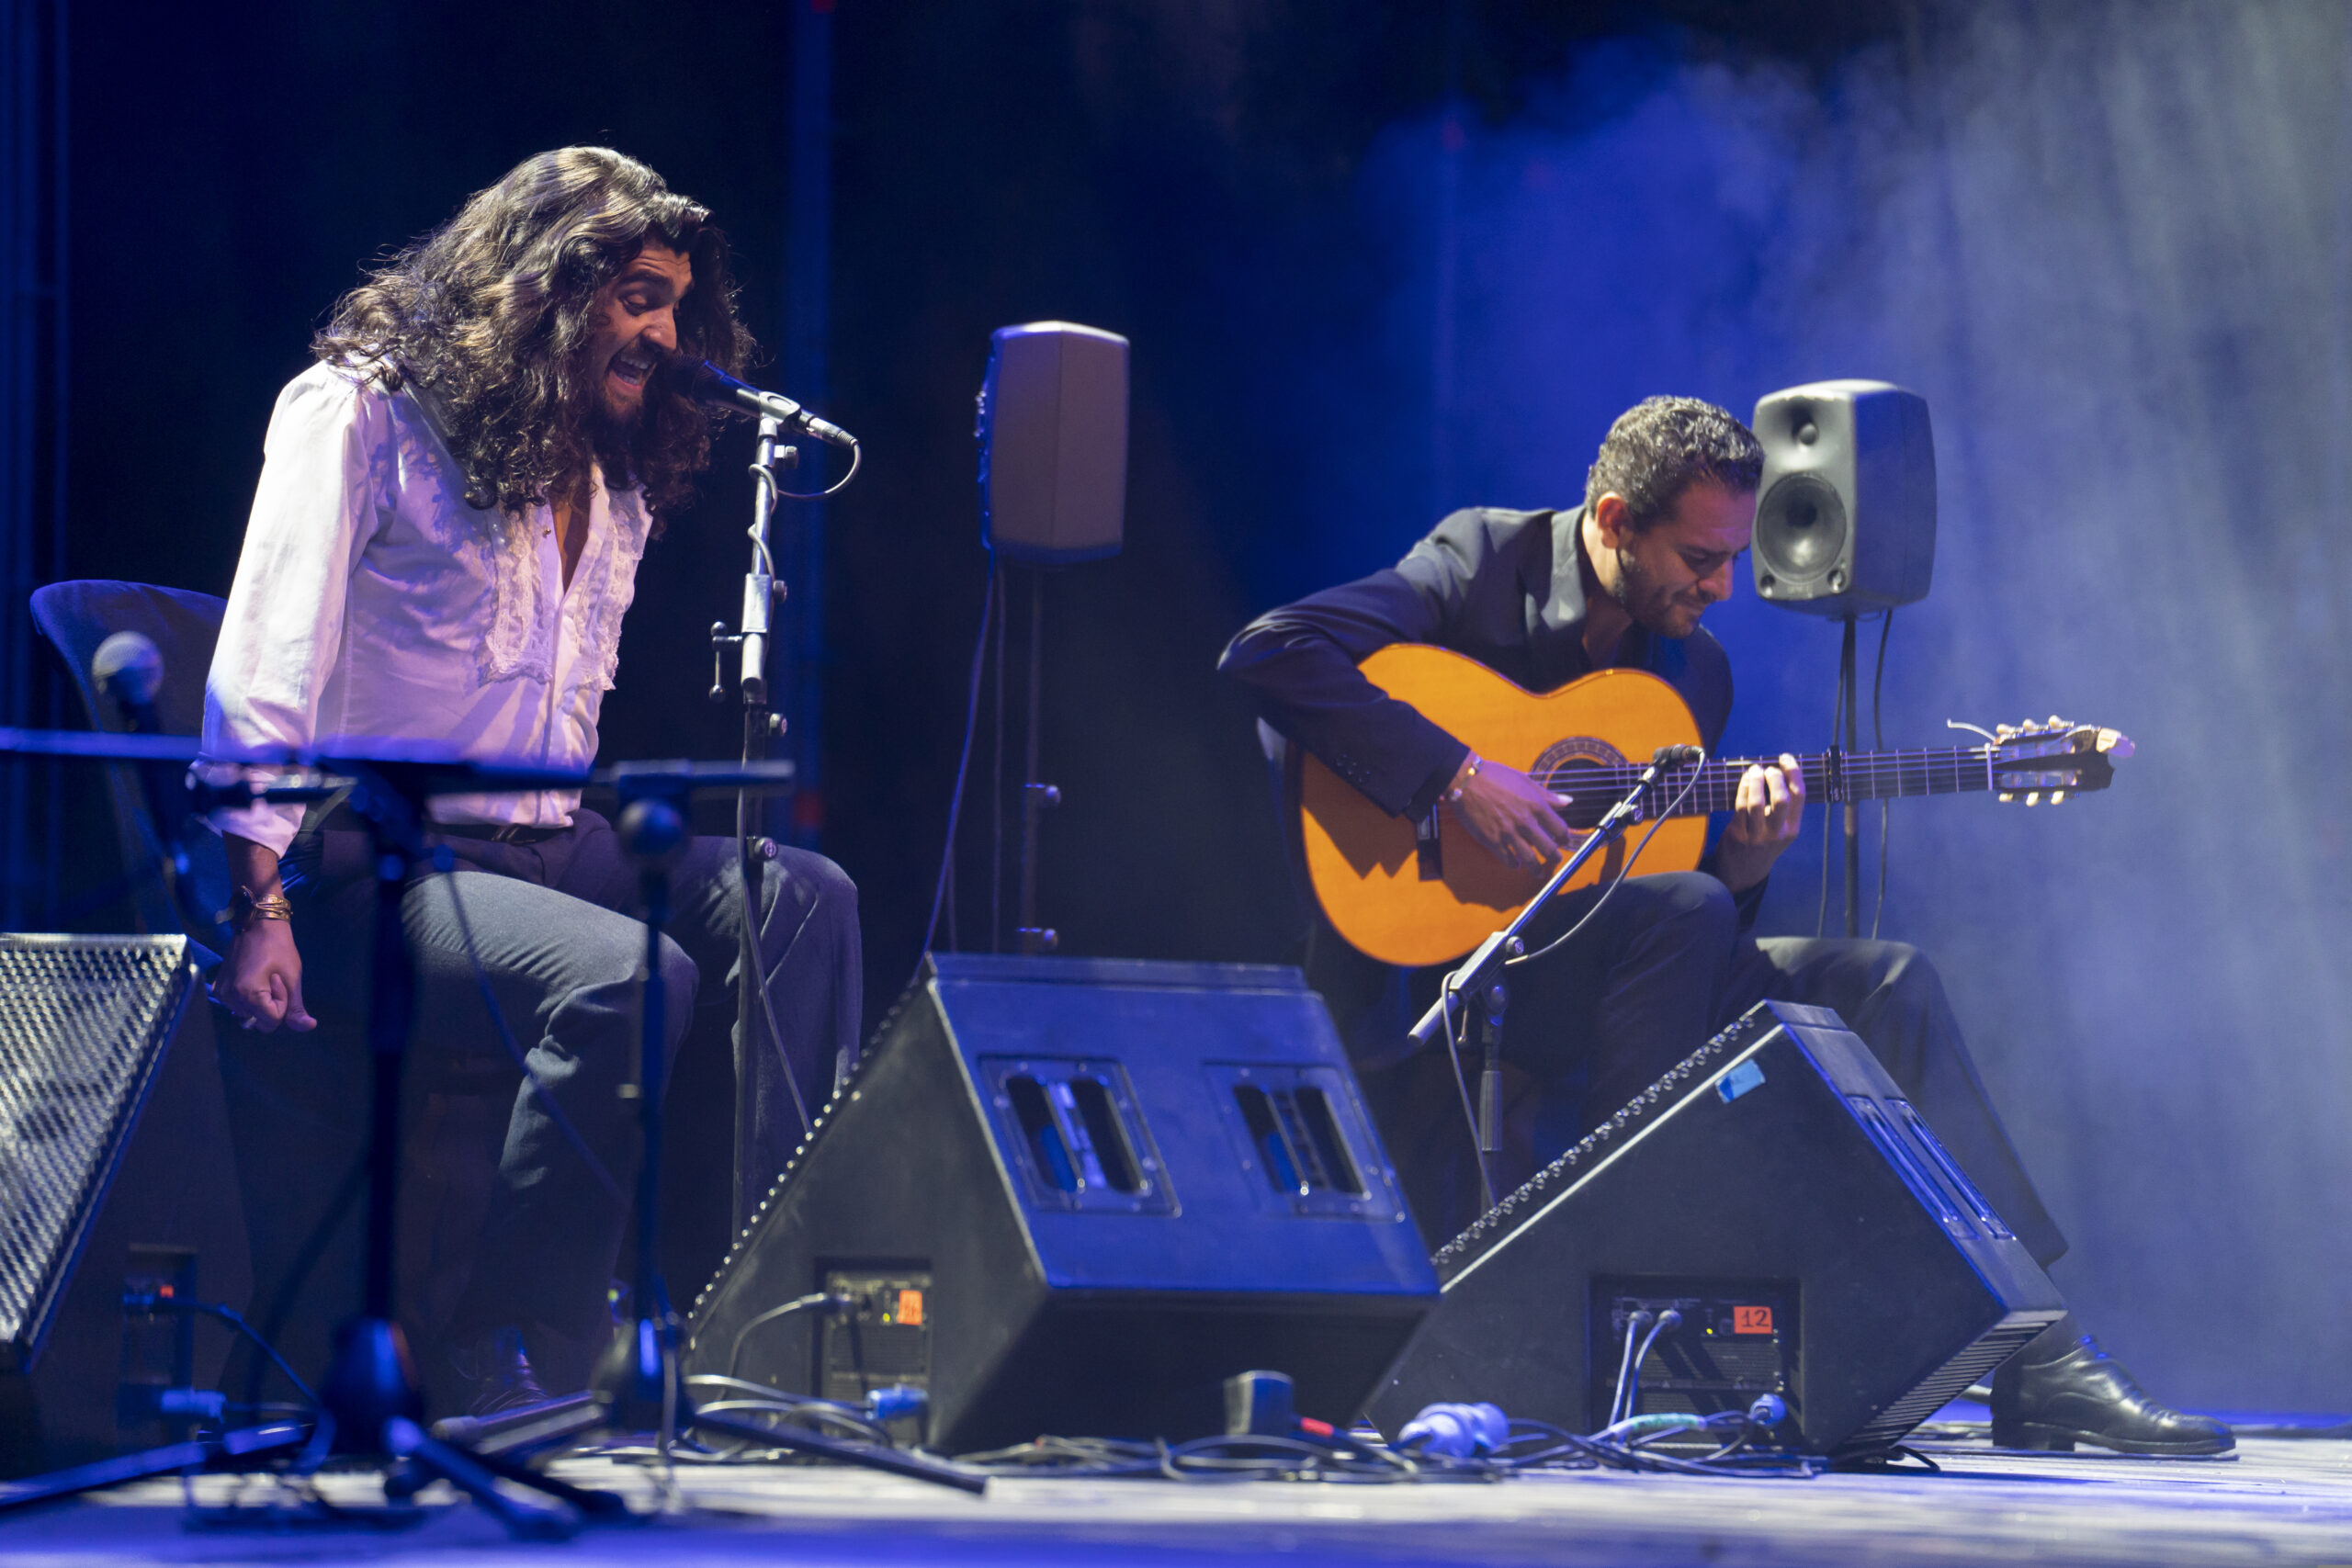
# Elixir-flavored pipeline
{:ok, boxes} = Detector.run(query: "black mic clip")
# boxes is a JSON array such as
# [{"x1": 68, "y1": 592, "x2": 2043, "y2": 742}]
[{"x1": 658, "y1": 355, "x2": 857, "y2": 448}]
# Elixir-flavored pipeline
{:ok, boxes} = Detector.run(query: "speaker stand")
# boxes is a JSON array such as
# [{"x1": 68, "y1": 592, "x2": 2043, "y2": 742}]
[
  {"x1": 1839, "y1": 615, "x2": 1860, "y2": 940},
  {"x1": 1014, "y1": 568, "x2": 1059, "y2": 955}
]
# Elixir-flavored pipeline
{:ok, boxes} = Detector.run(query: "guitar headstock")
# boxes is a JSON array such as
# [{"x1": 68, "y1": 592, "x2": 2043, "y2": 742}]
[{"x1": 1991, "y1": 716, "x2": 2132, "y2": 804}]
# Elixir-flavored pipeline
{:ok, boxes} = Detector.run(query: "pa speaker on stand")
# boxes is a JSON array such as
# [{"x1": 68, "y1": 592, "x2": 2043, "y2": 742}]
[
  {"x1": 973, "y1": 321, "x2": 1129, "y2": 956},
  {"x1": 1750, "y1": 379, "x2": 1938, "y2": 936}
]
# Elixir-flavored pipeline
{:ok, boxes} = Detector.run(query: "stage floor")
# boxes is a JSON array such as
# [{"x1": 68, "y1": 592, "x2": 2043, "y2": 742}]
[{"x1": 3, "y1": 1423, "x2": 2346, "y2": 1566}]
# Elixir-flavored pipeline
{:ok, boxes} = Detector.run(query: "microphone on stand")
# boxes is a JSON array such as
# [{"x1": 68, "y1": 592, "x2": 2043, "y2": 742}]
[
  {"x1": 92, "y1": 632, "x2": 206, "y2": 934},
  {"x1": 94, "y1": 631, "x2": 164, "y2": 733},
  {"x1": 656, "y1": 354, "x2": 857, "y2": 448}
]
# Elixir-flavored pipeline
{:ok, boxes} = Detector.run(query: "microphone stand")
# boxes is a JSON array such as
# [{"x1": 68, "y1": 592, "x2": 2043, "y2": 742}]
[
  {"x1": 710, "y1": 415, "x2": 796, "y2": 1225},
  {"x1": 423, "y1": 776, "x2": 982, "y2": 1497},
  {"x1": 1407, "y1": 749, "x2": 1699, "y2": 1212}
]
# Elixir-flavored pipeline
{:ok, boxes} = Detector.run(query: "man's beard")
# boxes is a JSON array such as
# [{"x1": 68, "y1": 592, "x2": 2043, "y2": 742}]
[
  {"x1": 1610, "y1": 545, "x2": 1675, "y2": 630},
  {"x1": 585, "y1": 391, "x2": 647, "y2": 486}
]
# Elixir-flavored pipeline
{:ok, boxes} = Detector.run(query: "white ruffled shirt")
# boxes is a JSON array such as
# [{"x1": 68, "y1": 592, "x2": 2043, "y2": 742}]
[{"x1": 202, "y1": 361, "x2": 652, "y2": 856}]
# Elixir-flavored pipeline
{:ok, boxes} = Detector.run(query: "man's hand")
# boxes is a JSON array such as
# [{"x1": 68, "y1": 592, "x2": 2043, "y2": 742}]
[
  {"x1": 1446, "y1": 755, "x2": 1576, "y2": 871},
  {"x1": 215, "y1": 919, "x2": 317, "y2": 1032},
  {"x1": 1715, "y1": 752, "x2": 1804, "y2": 894}
]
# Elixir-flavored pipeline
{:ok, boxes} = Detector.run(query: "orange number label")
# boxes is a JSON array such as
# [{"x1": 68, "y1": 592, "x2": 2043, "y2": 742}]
[
  {"x1": 1733, "y1": 1305, "x2": 1774, "y2": 1335},
  {"x1": 897, "y1": 1288, "x2": 925, "y2": 1327}
]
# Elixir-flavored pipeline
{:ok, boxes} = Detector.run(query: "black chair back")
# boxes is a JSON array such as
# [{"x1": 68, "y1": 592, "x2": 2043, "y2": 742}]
[{"x1": 29, "y1": 580, "x2": 232, "y2": 952}]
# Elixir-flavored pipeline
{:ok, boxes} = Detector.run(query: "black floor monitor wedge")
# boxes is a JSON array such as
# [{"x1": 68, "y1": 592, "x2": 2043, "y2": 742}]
[
  {"x1": 0, "y1": 936, "x2": 251, "y2": 1475},
  {"x1": 1366, "y1": 1000, "x2": 2065, "y2": 1460},
  {"x1": 686, "y1": 955, "x2": 1438, "y2": 1454}
]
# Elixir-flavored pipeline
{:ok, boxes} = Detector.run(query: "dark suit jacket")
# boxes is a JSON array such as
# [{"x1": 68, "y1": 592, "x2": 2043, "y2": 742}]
[{"x1": 1218, "y1": 504, "x2": 1736, "y2": 819}]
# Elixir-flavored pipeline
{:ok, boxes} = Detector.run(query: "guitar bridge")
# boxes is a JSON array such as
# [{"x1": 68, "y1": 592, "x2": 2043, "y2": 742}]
[{"x1": 1416, "y1": 808, "x2": 1444, "y2": 881}]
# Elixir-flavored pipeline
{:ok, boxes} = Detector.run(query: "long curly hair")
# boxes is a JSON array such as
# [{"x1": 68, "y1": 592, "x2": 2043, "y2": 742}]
[{"x1": 314, "y1": 147, "x2": 755, "y2": 525}]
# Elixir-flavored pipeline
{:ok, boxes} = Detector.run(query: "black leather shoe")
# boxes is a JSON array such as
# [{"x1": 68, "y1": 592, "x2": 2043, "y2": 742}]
[
  {"x1": 444, "y1": 1325, "x2": 550, "y2": 1418},
  {"x1": 1990, "y1": 1314, "x2": 2233, "y2": 1455}
]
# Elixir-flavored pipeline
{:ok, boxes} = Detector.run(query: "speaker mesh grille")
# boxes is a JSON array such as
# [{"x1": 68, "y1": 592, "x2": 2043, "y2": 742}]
[
  {"x1": 1838, "y1": 1319, "x2": 2046, "y2": 1456},
  {"x1": 1432, "y1": 1006, "x2": 1780, "y2": 1281},
  {"x1": 0, "y1": 936, "x2": 193, "y2": 1355}
]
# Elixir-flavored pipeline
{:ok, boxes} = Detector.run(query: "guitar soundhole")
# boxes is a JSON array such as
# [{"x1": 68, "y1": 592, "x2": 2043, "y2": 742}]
[{"x1": 1532, "y1": 736, "x2": 1625, "y2": 838}]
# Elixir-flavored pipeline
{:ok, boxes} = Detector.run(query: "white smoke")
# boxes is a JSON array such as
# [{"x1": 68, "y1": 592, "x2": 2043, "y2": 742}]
[{"x1": 1333, "y1": 2, "x2": 2352, "y2": 1408}]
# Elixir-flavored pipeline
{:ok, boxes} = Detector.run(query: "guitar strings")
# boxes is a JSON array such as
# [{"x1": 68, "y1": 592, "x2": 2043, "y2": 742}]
[{"x1": 1520, "y1": 749, "x2": 2001, "y2": 818}]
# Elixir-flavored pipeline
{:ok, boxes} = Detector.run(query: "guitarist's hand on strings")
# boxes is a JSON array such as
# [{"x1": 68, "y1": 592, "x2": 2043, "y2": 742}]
[
  {"x1": 1716, "y1": 753, "x2": 1804, "y2": 895},
  {"x1": 1443, "y1": 751, "x2": 1575, "y2": 871}
]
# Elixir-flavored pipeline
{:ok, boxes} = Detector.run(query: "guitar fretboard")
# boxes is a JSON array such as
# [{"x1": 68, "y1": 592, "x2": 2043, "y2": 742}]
[{"x1": 1534, "y1": 748, "x2": 1995, "y2": 828}]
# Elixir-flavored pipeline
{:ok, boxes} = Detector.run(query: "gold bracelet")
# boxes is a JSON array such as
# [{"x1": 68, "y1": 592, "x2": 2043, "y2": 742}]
[
  {"x1": 231, "y1": 886, "x2": 293, "y2": 931},
  {"x1": 1445, "y1": 753, "x2": 1483, "y2": 805}
]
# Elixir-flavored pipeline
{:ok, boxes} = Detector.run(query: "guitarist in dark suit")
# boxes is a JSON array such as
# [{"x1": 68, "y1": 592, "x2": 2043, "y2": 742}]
[{"x1": 1219, "y1": 395, "x2": 2226, "y2": 1455}]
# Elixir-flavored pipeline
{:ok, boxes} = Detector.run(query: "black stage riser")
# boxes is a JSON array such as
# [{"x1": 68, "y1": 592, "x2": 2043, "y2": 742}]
[
  {"x1": 0, "y1": 936, "x2": 250, "y2": 1475},
  {"x1": 1368, "y1": 1000, "x2": 2064, "y2": 1459},
  {"x1": 686, "y1": 954, "x2": 1437, "y2": 1453}
]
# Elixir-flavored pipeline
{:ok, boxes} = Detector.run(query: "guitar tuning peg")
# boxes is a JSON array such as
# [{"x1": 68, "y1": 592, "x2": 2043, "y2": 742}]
[
  {"x1": 2051, "y1": 790, "x2": 2067, "y2": 805},
  {"x1": 2048, "y1": 714, "x2": 2064, "y2": 728},
  {"x1": 2025, "y1": 791, "x2": 2041, "y2": 806},
  {"x1": 1996, "y1": 724, "x2": 2017, "y2": 739},
  {"x1": 1997, "y1": 792, "x2": 2014, "y2": 803}
]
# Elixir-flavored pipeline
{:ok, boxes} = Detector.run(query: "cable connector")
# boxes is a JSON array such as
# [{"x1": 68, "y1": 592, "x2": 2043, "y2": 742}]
[
  {"x1": 863, "y1": 1383, "x2": 928, "y2": 1423},
  {"x1": 1397, "y1": 1401, "x2": 1508, "y2": 1458}
]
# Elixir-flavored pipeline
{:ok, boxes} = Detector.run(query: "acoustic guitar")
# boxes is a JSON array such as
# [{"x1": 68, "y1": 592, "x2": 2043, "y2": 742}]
[{"x1": 1296, "y1": 643, "x2": 2132, "y2": 968}]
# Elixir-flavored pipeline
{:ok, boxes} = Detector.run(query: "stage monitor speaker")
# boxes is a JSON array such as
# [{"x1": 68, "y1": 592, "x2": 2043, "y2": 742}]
[
  {"x1": 685, "y1": 954, "x2": 1437, "y2": 1453},
  {"x1": 0, "y1": 935, "x2": 251, "y2": 1475},
  {"x1": 976, "y1": 321, "x2": 1128, "y2": 565},
  {"x1": 1365, "y1": 1000, "x2": 2064, "y2": 1461},
  {"x1": 1750, "y1": 379, "x2": 1935, "y2": 617}
]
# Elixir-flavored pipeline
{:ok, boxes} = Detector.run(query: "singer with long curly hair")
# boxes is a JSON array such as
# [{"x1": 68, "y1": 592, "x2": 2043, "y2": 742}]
[{"x1": 201, "y1": 148, "x2": 861, "y2": 1416}]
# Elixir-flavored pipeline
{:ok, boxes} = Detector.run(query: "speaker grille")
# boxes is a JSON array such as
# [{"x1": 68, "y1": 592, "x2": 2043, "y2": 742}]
[
  {"x1": 0, "y1": 936, "x2": 195, "y2": 1358},
  {"x1": 1754, "y1": 472, "x2": 1849, "y2": 584},
  {"x1": 1838, "y1": 1319, "x2": 2044, "y2": 1456},
  {"x1": 1431, "y1": 1006, "x2": 1782, "y2": 1282}
]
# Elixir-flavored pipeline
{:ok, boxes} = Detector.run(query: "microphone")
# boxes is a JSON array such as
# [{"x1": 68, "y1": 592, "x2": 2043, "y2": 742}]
[
  {"x1": 656, "y1": 355, "x2": 856, "y2": 448},
  {"x1": 91, "y1": 633, "x2": 209, "y2": 932},
  {"x1": 1651, "y1": 745, "x2": 1704, "y2": 766},
  {"x1": 94, "y1": 631, "x2": 164, "y2": 733}
]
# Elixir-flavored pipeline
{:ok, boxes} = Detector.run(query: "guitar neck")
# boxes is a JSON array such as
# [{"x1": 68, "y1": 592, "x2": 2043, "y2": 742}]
[{"x1": 1540, "y1": 747, "x2": 1996, "y2": 823}]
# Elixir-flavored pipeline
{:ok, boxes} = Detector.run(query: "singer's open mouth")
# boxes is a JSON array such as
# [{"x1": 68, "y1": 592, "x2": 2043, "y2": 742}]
[{"x1": 607, "y1": 346, "x2": 658, "y2": 394}]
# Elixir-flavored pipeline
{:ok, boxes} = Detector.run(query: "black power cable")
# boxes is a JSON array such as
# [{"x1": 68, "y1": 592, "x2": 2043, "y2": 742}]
[
  {"x1": 920, "y1": 547, "x2": 999, "y2": 971},
  {"x1": 127, "y1": 1292, "x2": 318, "y2": 1410}
]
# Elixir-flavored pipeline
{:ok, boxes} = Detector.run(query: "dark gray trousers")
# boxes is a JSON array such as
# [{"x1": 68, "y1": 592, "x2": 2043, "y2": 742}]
[
  {"x1": 286, "y1": 807, "x2": 860, "y2": 1344},
  {"x1": 1315, "y1": 870, "x2": 2064, "y2": 1263}
]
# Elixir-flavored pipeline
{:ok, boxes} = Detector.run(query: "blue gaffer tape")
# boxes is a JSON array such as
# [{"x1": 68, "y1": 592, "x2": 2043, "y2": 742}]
[{"x1": 1716, "y1": 1060, "x2": 1767, "y2": 1104}]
